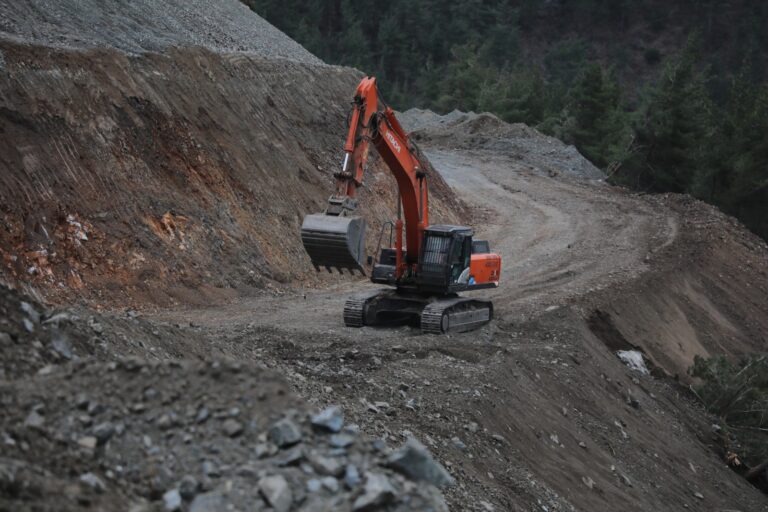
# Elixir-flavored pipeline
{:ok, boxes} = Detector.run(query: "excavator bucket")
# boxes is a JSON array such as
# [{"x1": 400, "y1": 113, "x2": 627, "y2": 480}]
[{"x1": 301, "y1": 214, "x2": 367, "y2": 274}]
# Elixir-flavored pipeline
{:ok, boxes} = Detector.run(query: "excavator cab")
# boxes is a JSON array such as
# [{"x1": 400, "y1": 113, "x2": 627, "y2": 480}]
[
  {"x1": 418, "y1": 226, "x2": 473, "y2": 291},
  {"x1": 418, "y1": 226, "x2": 500, "y2": 293}
]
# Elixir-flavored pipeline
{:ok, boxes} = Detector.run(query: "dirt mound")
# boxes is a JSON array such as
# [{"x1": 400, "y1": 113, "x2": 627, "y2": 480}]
[
  {"x1": 399, "y1": 108, "x2": 605, "y2": 181},
  {"x1": 0, "y1": 42, "x2": 461, "y2": 308},
  {"x1": 0, "y1": 356, "x2": 451, "y2": 511},
  {"x1": 584, "y1": 192, "x2": 768, "y2": 381},
  {"x1": 0, "y1": 0, "x2": 320, "y2": 63}
]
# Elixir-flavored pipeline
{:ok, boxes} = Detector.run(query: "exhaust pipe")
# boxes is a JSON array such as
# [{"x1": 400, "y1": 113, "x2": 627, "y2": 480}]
[{"x1": 301, "y1": 213, "x2": 367, "y2": 274}]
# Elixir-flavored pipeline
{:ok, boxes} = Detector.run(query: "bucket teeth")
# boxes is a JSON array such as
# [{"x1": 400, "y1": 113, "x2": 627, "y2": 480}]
[{"x1": 301, "y1": 213, "x2": 366, "y2": 274}]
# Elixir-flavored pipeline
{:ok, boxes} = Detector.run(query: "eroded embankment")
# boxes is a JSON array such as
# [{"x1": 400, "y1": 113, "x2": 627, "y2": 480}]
[
  {"x1": 582, "y1": 194, "x2": 768, "y2": 381},
  {"x1": 0, "y1": 42, "x2": 462, "y2": 309}
]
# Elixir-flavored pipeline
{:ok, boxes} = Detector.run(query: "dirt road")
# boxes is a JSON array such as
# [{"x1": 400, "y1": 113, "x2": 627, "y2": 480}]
[
  {"x1": 153, "y1": 143, "x2": 767, "y2": 511},
  {"x1": 162, "y1": 144, "x2": 675, "y2": 330}
]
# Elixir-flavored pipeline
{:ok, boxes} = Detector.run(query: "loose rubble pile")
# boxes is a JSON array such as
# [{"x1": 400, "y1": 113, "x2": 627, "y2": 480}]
[
  {"x1": 399, "y1": 108, "x2": 606, "y2": 181},
  {"x1": 0, "y1": 284, "x2": 100, "y2": 380},
  {"x1": 0, "y1": 352, "x2": 453, "y2": 511},
  {"x1": 0, "y1": 0, "x2": 321, "y2": 62}
]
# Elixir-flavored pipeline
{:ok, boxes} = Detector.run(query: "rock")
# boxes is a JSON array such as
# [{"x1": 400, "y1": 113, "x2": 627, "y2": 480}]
[
  {"x1": 189, "y1": 492, "x2": 225, "y2": 512},
  {"x1": 236, "y1": 465, "x2": 256, "y2": 478},
  {"x1": 344, "y1": 464, "x2": 361, "y2": 488},
  {"x1": 43, "y1": 312, "x2": 71, "y2": 325},
  {"x1": 306, "y1": 478, "x2": 322, "y2": 492},
  {"x1": 163, "y1": 489, "x2": 182, "y2": 511},
  {"x1": 51, "y1": 331, "x2": 73, "y2": 359},
  {"x1": 694, "y1": 492, "x2": 704, "y2": 500},
  {"x1": 222, "y1": 419, "x2": 243, "y2": 437},
  {"x1": 22, "y1": 318, "x2": 34, "y2": 333},
  {"x1": 451, "y1": 437, "x2": 466, "y2": 450},
  {"x1": 255, "y1": 442, "x2": 278, "y2": 459},
  {"x1": 157, "y1": 413, "x2": 179, "y2": 430},
  {"x1": 201, "y1": 461, "x2": 220, "y2": 478},
  {"x1": 258, "y1": 475, "x2": 292, "y2": 512},
  {"x1": 24, "y1": 410, "x2": 45, "y2": 430},
  {"x1": 268, "y1": 418, "x2": 302, "y2": 447},
  {"x1": 79, "y1": 472, "x2": 106, "y2": 493},
  {"x1": 179, "y1": 475, "x2": 199, "y2": 501},
  {"x1": 78, "y1": 436, "x2": 98, "y2": 450},
  {"x1": 0, "y1": 332, "x2": 11, "y2": 346},
  {"x1": 582, "y1": 476, "x2": 595, "y2": 489},
  {"x1": 620, "y1": 474, "x2": 632, "y2": 487},
  {"x1": 372, "y1": 439, "x2": 388, "y2": 452},
  {"x1": 311, "y1": 405, "x2": 344, "y2": 432},
  {"x1": 330, "y1": 433, "x2": 355, "y2": 448},
  {"x1": 196, "y1": 407, "x2": 210, "y2": 424},
  {"x1": 20, "y1": 301, "x2": 41, "y2": 324},
  {"x1": 92, "y1": 422, "x2": 115, "y2": 445},
  {"x1": 75, "y1": 394, "x2": 90, "y2": 410},
  {"x1": 578, "y1": 441, "x2": 587, "y2": 449},
  {"x1": 490, "y1": 434, "x2": 506, "y2": 444},
  {"x1": 464, "y1": 422, "x2": 479, "y2": 433},
  {"x1": 352, "y1": 472, "x2": 395, "y2": 511},
  {"x1": 311, "y1": 454, "x2": 344, "y2": 476},
  {"x1": 87, "y1": 401, "x2": 106, "y2": 416},
  {"x1": 387, "y1": 437, "x2": 454, "y2": 487},
  {"x1": 275, "y1": 446, "x2": 305, "y2": 466},
  {"x1": 321, "y1": 476, "x2": 339, "y2": 493}
]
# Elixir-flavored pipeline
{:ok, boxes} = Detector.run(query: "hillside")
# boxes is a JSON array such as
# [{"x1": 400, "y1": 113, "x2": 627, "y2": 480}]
[
  {"x1": 1, "y1": 1, "x2": 767, "y2": 511},
  {"x1": 0, "y1": 1, "x2": 461, "y2": 308}
]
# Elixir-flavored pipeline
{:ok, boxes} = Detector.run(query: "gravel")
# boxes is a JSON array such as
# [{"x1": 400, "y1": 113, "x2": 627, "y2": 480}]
[
  {"x1": 398, "y1": 108, "x2": 606, "y2": 181},
  {"x1": 0, "y1": 348, "x2": 450, "y2": 510},
  {"x1": 0, "y1": 0, "x2": 322, "y2": 63}
]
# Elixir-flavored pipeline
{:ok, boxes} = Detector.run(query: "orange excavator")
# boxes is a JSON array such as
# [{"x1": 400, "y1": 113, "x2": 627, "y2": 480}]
[{"x1": 301, "y1": 77, "x2": 501, "y2": 333}]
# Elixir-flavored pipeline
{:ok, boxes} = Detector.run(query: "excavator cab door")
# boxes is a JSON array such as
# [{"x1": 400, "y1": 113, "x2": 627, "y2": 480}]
[{"x1": 449, "y1": 234, "x2": 472, "y2": 284}]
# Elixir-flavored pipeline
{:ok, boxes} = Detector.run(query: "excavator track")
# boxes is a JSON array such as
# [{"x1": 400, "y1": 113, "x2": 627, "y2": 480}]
[
  {"x1": 343, "y1": 297, "x2": 367, "y2": 327},
  {"x1": 421, "y1": 298, "x2": 493, "y2": 334},
  {"x1": 343, "y1": 289, "x2": 388, "y2": 328}
]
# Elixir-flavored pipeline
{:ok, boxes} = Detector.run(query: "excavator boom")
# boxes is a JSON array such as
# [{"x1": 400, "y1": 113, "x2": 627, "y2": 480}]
[{"x1": 301, "y1": 77, "x2": 427, "y2": 275}]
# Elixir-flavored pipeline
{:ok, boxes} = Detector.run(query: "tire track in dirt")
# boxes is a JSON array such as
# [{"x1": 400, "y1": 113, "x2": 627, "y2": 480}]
[{"x1": 419, "y1": 148, "x2": 679, "y2": 321}]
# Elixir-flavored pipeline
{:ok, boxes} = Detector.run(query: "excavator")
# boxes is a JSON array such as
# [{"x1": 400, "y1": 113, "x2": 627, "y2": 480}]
[{"x1": 301, "y1": 77, "x2": 501, "y2": 334}]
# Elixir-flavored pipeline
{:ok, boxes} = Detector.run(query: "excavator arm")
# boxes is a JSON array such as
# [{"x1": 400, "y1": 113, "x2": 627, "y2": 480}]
[{"x1": 302, "y1": 77, "x2": 429, "y2": 276}]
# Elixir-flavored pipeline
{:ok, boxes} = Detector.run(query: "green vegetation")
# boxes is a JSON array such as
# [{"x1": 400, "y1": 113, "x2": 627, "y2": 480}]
[
  {"x1": 690, "y1": 355, "x2": 768, "y2": 479},
  {"x1": 244, "y1": 0, "x2": 768, "y2": 241}
]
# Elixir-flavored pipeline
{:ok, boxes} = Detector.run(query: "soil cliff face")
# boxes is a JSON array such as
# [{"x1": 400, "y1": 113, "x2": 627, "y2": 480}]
[{"x1": 0, "y1": 42, "x2": 460, "y2": 308}]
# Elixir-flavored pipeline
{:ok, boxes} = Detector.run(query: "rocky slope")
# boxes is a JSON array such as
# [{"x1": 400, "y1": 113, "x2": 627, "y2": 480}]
[
  {"x1": 0, "y1": 2, "x2": 461, "y2": 308},
  {"x1": 0, "y1": 287, "x2": 451, "y2": 512},
  {"x1": 0, "y1": 0, "x2": 319, "y2": 61}
]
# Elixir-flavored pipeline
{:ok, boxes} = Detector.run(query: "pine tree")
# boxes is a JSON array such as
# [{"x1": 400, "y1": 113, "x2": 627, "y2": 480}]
[
  {"x1": 566, "y1": 63, "x2": 630, "y2": 168},
  {"x1": 629, "y1": 43, "x2": 714, "y2": 192}
]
